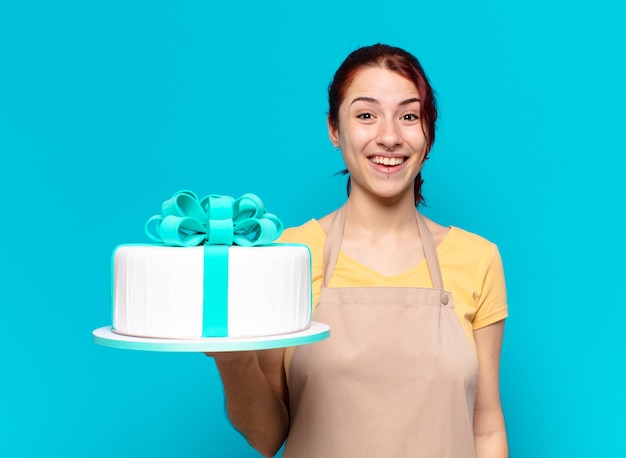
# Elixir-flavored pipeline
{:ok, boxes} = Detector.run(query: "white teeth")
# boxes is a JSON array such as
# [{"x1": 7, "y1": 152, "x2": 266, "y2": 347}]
[{"x1": 370, "y1": 156, "x2": 405, "y2": 166}]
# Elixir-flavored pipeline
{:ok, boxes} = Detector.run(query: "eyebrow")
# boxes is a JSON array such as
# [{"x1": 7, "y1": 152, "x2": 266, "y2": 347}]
[{"x1": 349, "y1": 96, "x2": 421, "y2": 106}]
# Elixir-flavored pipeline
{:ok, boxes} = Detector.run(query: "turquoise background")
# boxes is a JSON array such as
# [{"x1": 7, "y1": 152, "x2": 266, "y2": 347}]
[{"x1": 1, "y1": 0, "x2": 625, "y2": 456}]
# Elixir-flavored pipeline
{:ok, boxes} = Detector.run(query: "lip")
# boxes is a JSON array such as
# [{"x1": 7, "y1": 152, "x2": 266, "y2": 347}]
[{"x1": 367, "y1": 154, "x2": 409, "y2": 175}]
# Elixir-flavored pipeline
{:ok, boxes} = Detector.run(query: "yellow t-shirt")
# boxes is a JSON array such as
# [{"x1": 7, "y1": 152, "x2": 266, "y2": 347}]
[{"x1": 279, "y1": 218, "x2": 508, "y2": 364}]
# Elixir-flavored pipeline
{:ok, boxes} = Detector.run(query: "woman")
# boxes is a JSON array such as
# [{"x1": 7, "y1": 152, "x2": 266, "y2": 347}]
[{"x1": 211, "y1": 44, "x2": 508, "y2": 457}]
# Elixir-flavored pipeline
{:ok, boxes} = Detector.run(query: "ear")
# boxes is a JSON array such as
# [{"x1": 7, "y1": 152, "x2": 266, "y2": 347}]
[{"x1": 327, "y1": 116, "x2": 340, "y2": 147}]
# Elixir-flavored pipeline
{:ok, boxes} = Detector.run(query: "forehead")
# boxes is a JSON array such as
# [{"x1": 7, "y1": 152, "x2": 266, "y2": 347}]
[{"x1": 343, "y1": 66, "x2": 419, "y2": 104}]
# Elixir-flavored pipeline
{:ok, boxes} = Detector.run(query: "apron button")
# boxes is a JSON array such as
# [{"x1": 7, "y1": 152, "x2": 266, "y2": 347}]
[{"x1": 441, "y1": 293, "x2": 449, "y2": 305}]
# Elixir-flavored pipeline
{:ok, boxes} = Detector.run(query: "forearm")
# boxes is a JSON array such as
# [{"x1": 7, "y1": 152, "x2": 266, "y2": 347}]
[
  {"x1": 214, "y1": 353, "x2": 289, "y2": 457},
  {"x1": 473, "y1": 322, "x2": 508, "y2": 458},
  {"x1": 473, "y1": 407, "x2": 508, "y2": 458}
]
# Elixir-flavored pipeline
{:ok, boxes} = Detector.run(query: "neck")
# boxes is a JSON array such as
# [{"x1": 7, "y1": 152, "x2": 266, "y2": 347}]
[{"x1": 344, "y1": 189, "x2": 418, "y2": 235}]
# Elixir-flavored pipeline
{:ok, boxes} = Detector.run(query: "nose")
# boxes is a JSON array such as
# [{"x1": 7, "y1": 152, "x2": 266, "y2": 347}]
[{"x1": 376, "y1": 117, "x2": 401, "y2": 150}]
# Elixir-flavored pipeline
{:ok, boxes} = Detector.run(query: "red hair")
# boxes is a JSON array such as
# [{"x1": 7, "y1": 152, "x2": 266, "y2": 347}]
[{"x1": 328, "y1": 44, "x2": 438, "y2": 206}]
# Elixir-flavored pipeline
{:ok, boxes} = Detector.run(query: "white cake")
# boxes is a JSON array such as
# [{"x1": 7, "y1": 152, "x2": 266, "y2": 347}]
[{"x1": 112, "y1": 244, "x2": 312, "y2": 339}]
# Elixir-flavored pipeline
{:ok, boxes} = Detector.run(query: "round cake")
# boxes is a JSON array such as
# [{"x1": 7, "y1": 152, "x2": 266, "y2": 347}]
[{"x1": 112, "y1": 244, "x2": 312, "y2": 339}]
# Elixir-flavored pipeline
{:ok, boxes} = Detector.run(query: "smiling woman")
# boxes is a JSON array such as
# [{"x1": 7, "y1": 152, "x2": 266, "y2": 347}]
[
  {"x1": 329, "y1": 66, "x2": 429, "y2": 204},
  {"x1": 328, "y1": 44, "x2": 438, "y2": 207},
  {"x1": 208, "y1": 44, "x2": 509, "y2": 458}
]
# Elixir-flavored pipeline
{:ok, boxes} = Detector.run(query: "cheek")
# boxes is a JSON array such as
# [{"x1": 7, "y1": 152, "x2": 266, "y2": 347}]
[
  {"x1": 343, "y1": 123, "x2": 371, "y2": 146},
  {"x1": 420, "y1": 125, "x2": 433, "y2": 149},
  {"x1": 407, "y1": 131, "x2": 427, "y2": 149}
]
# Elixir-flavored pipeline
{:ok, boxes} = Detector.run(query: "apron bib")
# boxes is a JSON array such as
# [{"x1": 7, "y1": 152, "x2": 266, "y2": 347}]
[{"x1": 284, "y1": 207, "x2": 478, "y2": 458}]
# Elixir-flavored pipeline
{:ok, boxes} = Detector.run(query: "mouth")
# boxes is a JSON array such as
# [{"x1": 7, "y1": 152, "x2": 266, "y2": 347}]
[{"x1": 368, "y1": 155, "x2": 407, "y2": 167}]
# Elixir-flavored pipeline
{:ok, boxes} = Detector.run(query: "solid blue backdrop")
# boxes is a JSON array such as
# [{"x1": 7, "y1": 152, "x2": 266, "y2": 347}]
[{"x1": 1, "y1": 1, "x2": 625, "y2": 456}]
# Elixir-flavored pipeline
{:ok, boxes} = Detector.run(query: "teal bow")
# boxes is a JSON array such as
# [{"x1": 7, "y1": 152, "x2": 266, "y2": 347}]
[{"x1": 145, "y1": 191, "x2": 283, "y2": 247}]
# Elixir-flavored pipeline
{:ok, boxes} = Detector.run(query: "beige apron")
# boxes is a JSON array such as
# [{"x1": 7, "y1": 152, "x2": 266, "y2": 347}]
[{"x1": 284, "y1": 207, "x2": 479, "y2": 458}]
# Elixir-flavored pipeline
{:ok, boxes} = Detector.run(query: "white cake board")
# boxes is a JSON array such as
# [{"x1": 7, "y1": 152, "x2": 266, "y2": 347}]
[{"x1": 92, "y1": 322, "x2": 330, "y2": 352}]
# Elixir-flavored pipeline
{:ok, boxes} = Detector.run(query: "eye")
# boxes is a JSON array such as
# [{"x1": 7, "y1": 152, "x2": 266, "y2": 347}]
[
  {"x1": 357, "y1": 112, "x2": 374, "y2": 120},
  {"x1": 401, "y1": 113, "x2": 420, "y2": 121}
]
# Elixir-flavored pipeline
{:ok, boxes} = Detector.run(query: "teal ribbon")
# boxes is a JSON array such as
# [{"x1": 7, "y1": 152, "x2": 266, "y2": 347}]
[
  {"x1": 144, "y1": 191, "x2": 283, "y2": 337},
  {"x1": 202, "y1": 245, "x2": 229, "y2": 337},
  {"x1": 145, "y1": 190, "x2": 283, "y2": 247}
]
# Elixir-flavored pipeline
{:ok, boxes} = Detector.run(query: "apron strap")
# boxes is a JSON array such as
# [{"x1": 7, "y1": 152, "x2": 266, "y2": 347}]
[
  {"x1": 322, "y1": 206, "x2": 346, "y2": 288},
  {"x1": 416, "y1": 212, "x2": 444, "y2": 290},
  {"x1": 322, "y1": 205, "x2": 444, "y2": 290}
]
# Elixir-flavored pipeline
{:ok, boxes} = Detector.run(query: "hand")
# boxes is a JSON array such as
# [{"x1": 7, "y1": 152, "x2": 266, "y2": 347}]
[
  {"x1": 206, "y1": 350, "x2": 259, "y2": 372},
  {"x1": 204, "y1": 348, "x2": 289, "y2": 457}
]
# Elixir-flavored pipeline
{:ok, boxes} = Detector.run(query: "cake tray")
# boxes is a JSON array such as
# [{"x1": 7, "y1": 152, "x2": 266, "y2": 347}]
[{"x1": 92, "y1": 322, "x2": 330, "y2": 352}]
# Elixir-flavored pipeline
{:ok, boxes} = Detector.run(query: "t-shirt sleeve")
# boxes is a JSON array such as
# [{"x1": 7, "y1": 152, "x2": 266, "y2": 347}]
[
  {"x1": 472, "y1": 244, "x2": 509, "y2": 330},
  {"x1": 277, "y1": 220, "x2": 325, "y2": 376},
  {"x1": 277, "y1": 220, "x2": 325, "y2": 309}
]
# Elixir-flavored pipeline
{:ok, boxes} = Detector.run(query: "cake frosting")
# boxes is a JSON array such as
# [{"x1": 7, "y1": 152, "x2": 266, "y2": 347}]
[
  {"x1": 113, "y1": 244, "x2": 311, "y2": 338},
  {"x1": 111, "y1": 191, "x2": 312, "y2": 339}
]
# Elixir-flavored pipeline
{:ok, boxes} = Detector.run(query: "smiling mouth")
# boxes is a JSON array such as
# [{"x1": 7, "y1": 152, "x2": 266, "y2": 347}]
[{"x1": 369, "y1": 155, "x2": 406, "y2": 166}]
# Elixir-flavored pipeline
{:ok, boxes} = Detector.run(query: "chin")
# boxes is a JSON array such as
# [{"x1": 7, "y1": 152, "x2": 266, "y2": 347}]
[{"x1": 369, "y1": 185, "x2": 414, "y2": 203}]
